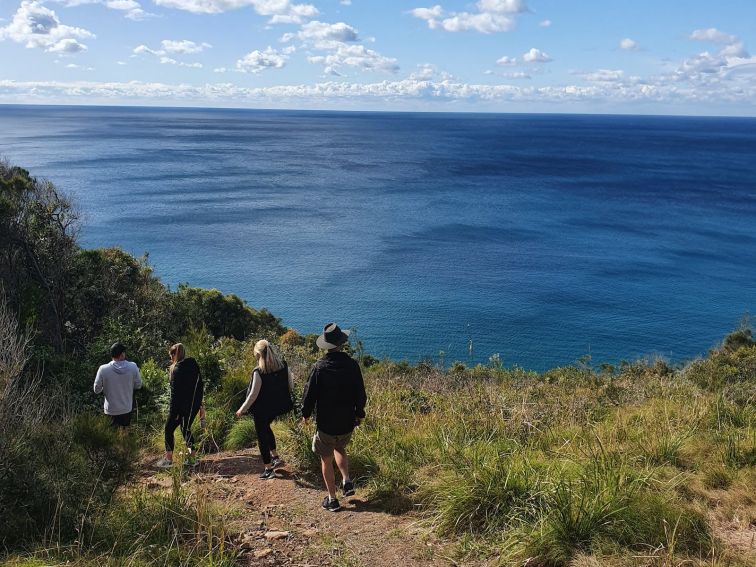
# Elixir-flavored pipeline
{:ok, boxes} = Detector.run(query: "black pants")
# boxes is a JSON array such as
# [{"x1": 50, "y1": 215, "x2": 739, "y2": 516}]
[
  {"x1": 165, "y1": 408, "x2": 199, "y2": 452},
  {"x1": 253, "y1": 413, "x2": 277, "y2": 465}
]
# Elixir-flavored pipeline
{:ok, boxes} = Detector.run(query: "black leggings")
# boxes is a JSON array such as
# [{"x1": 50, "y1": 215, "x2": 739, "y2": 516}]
[
  {"x1": 165, "y1": 408, "x2": 199, "y2": 452},
  {"x1": 253, "y1": 413, "x2": 277, "y2": 465}
]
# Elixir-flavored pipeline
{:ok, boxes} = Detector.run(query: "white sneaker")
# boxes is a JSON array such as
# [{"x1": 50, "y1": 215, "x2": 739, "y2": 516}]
[{"x1": 156, "y1": 457, "x2": 173, "y2": 469}]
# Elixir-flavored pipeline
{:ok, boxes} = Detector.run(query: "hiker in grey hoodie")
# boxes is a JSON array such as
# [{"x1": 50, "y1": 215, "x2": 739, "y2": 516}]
[{"x1": 94, "y1": 342, "x2": 143, "y2": 428}]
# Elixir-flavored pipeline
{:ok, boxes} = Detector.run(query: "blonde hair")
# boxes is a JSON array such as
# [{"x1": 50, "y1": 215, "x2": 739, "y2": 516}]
[
  {"x1": 169, "y1": 343, "x2": 185, "y2": 374},
  {"x1": 253, "y1": 339, "x2": 283, "y2": 374}
]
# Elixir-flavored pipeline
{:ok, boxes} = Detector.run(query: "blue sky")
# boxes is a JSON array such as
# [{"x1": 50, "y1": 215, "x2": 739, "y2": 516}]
[{"x1": 1, "y1": 0, "x2": 755, "y2": 114}]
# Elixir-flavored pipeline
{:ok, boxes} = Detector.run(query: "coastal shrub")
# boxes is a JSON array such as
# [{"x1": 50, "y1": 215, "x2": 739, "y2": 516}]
[
  {"x1": 224, "y1": 417, "x2": 257, "y2": 450},
  {"x1": 172, "y1": 284, "x2": 285, "y2": 341}
]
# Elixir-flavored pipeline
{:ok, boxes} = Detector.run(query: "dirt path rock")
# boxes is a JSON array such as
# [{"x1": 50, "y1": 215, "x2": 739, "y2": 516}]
[{"x1": 140, "y1": 449, "x2": 456, "y2": 567}]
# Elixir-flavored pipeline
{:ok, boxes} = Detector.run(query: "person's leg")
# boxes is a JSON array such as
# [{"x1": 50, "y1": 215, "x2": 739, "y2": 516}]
[
  {"x1": 320, "y1": 453, "x2": 337, "y2": 500},
  {"x1": 334, "y1": 447, "x2": 350, "y2": 484},
  {"x1": 254, "y1": 413, "x2": 273, "y2": 465},
  {"x1": 181, "y1": 408, "x2": 199, "y2": 452},
  {"x1": 267, "y1": 416, "x2": 280, "y2": 461},
  {"x1": 164, "y1": 413, "x2": 180, "y2": 461}
]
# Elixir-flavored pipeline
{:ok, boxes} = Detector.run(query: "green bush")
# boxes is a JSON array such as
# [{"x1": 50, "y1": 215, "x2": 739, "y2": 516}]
[{"x1": 224, "y1": 417, "x2": 257, "y2": 450}]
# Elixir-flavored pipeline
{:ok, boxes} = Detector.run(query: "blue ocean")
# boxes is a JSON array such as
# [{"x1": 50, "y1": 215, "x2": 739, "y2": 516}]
[{"x1": 1, "y1": 105, "x2": 755, "y2": 369}]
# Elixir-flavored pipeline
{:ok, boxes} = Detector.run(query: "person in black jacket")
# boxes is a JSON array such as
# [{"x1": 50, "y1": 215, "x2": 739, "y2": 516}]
[
  {"x1": 301, "y1": 322, "x2": 367, "y2": 512},
  {"x1": 235, "y1": 340, "x2": 294, "y2": 479},
  {"x1": 156, "y1": 343, "x2": 204, "y2": 468}
]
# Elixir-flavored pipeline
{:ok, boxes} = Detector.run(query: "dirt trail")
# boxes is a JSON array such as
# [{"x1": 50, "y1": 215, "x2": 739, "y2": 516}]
[{"x1": 140, "y1": 448, "x2": 456, "y2": 567}]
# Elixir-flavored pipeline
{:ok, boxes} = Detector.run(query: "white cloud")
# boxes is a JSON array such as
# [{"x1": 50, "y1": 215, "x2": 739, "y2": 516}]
[
  {"x1": 409, "y1": 0, "x2": 526, "y2": 34},
  {"x1": 294, "y1": 20, "x2": 359, "y2": 45},
  {"x1": 496, "y1": 55, "x2": 516, "y2": 65},
  {"x1": 56, "y1": 0, "x2": 152, "y2": 21},
  {"x1": 213, "y1": 67, "x2": 227, "y2": 73},
  {"x1": 152, "y1": 0, "x2": 318, "y2": 23},
  {"x1": 578, "y1": 69, "x2": 625, "y2": 82},
  {"x1": 133, "y1": 40, "x2": 208, "y2": 67},
  {"x1": 161, "y1": 39, "x2": 212, "y2": 54},
  {"x1": 689, "y1": 28, "x2": 737, "y2": 44},
  {"x1": 619, "y1": 38, "x2": 638, "y2": 51},
  {"x1": 340, "y1": 0, "x2": 351, "y2": 5},
  {"x1": 0, "y1": 1, "x2": 94, "y2": 53},
  {"x1": 539, "y1": 19, "x2": 551, "y2": 28},
  {"x1": 522, "y1": 47, "x2": 551, "y2": 63},
  {"x1": 160, "y1": 56, "x2": 203, "y2": 68},
  {"x1": 307, "y1": 43, "x2": 398, "y2": 74},
  {"x1": 2, "y1": 74, "x2": 752, "y2": 109},
  {"x1": 64, "y1": 62, "x2": 93, "y2": 70},
  {"x1": 409, "y1": 63, "x2": 453, "y2": 81},
  {"x1": 409, "y1": 6, "x2": 443, "y2": 21},
  {"x1": 237, "y1": 46, "x2": 288, "y2": 73}
]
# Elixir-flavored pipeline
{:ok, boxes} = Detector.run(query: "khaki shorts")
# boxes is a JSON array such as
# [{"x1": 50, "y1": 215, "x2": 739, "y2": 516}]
[{"x1": 312, "y1": 430, "x2": 352, "y2": 457}]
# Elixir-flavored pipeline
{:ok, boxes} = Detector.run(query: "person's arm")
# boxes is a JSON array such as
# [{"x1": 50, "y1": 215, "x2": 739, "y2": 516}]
[
  {"x1": 168, "y1": 368, "x2": 177, "y2": 414},
  {"x1": 133, "y1": 364, "x2": 143, "y2": 390},
  {"x1": 354, "y1": 363, "x2": 367, "y2": 422},
  {"x1": 93, "y1": 367, "x2": 104, "y2": 394},
  {"x1": 236, "y1": 371, "x2": 261, "y2": 415},
  {"x1": 300, "y1": 366, "x2": 318, "y2": 419}
]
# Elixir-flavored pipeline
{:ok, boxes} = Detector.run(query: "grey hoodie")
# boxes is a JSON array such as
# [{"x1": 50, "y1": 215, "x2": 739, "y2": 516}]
[{"x1": 94, "y1": 360, "x2": 143, "y2": 416}]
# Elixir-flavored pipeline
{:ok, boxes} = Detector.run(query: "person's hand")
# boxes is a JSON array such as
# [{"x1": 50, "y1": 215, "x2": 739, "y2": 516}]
[{"x1": 235, "y1": 410, "x2": 242, "y2": 418}]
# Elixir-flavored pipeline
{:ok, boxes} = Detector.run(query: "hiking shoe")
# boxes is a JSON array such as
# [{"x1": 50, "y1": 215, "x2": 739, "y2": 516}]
[
  {"x1": 259, "y1": 468, "x2": 276, "y2": 480},
  {"x1": 321, "y1": 496, "x2": 341, "y2": 512},
  {"x1": 270, "y1": 456, "x2": 284, "y2": 469},
  {"x1": 342, "y1": 480, "x2": 355, "y2": 497},
  {"x1": 155, "y1": 457, "x2": 173, "y2": 469}
]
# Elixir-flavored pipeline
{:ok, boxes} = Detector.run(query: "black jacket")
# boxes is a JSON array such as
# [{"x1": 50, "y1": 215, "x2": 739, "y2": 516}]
[
  {"x1": 249, "y1": 364, "x2": 294, "y2": 419},
  {"x1": 301, "y1": 351, "x2": 366, "y2": 436},
  {"x1": 169, "y1": 357, "x2": 203, "y2": 415}
]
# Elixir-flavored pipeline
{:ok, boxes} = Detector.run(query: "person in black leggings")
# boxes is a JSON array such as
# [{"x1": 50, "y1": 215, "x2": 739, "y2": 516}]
[
  {"x1": 235, "y1": 340, "x2": 294, "y2": 479},
  {"x1": 156, "y1": 343, "x2": 203, "y2": 468}
]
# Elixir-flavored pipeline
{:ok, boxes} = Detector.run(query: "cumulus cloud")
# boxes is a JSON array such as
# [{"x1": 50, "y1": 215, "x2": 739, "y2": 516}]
[
  {"x1": 522, "y1": 47, "x2": 551, "y2": 63},
  {"x1": 619, "y1": 38, "x2": 638, "y2": 51},
  {"x1": 409, "y1": 63, "x2": 453, "y2": 81},
  {"x1": 409, "y1": 5, "x2": 443, "y2": 21},
  {"x1": 307, "y1": 43, "x2": 398, "y2": 75},
  {"x1": 2, "y1": 73, "x2": 752, "y2": 109},
  {"x1": 0, "y1": 1, "x2": 94, "y2": 53},
  {"x1": 152, "y1": 0, "x2": 318, "y2": 23},
  {"x1": 237, "y1": 46, "x2": 288, "y2": 73},
  {"x1": 689, "y1": 28, "x2": 737, "y2": 44},
  {"x1": 577, "y1": 69, "x2": 625, "y2": 82},
  {"x1": 673, "y1": 30, "x2": 755, "y2": 82},
  {"x1": 64, "y1": 62, "x2": 94, "y2": 70},
  {"x1": 132, "y1": 40, "x2": 209, "y2": 67},
  {"x1": 160, "y1": 56, "x2": 203, "y2": 68},
  {"x1": 161, "y1": 39, "x2": 212, "y2": 54},
  {"x1": 280, "y1": 18, "x2": 397, "y2": 75},
  {"x1": 55, "y1": 0, "x2": 152, "y2": 21},
  {"x1": 496, "y1": 55, "x2": 516, "y2": 65},
  {"x1": 291, "y1": 20, "x2": 359, "y2": 45},
  {"x1": 409, "y1": 0, "x2": 527, "y2": 34}
]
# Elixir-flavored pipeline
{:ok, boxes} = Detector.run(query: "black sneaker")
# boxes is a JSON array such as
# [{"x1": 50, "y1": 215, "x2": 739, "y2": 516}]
[
  {"x1": 259, "y1": 468, "x2": 275, "y2": 480},
  {"x1": 270, "y1": 456, "x2": 284, "y2": 469},
  {"x1": 342, "y1": 480, "x2": 355, "y2": 497},
  {"x1": 321, "y1": 496, "x2": 341, "y2": 512}
]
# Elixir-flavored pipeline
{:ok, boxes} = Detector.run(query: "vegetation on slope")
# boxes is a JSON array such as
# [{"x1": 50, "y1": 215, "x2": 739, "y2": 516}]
[{"x1": 1, "y1": 161, "x2": 754, "y2": 566}]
